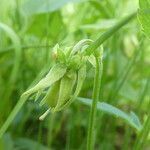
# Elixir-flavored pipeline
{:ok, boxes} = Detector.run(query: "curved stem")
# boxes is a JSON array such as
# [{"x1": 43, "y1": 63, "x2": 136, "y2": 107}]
[
  {"x1": 0, "y1": 95, "x2": 28, "y2": 138},
  {"x1": 86, "y1": 12, "x2": 136, "y2": 55},
  {"x1": 0, "y1": 66, "x2": 49, "y2": 139},
  {"x1": 87, "y1": 56, "x2": 103, "y2": 150}
]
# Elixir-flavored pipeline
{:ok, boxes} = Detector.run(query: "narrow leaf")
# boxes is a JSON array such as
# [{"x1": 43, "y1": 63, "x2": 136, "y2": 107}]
[
  {"x1": 78, "y1": 97, "x2": 142, "y2": 131},
  {"x1": 22, "y1": 64, "x2": 67, "y2": 96}
]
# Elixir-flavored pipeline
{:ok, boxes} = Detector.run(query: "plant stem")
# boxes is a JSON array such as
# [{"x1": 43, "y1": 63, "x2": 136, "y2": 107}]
[
  {"x1": 133, "y1": 101, "x2": 150, "y2": 150},
  {"x1": 86, "y1": 12, "x2": 136, "y2": 55},
  {"x1": 0, "y1": 95, "x2": 28, "y2": 138},
  {"x1": 0, "y1": 66, "x2": 49, "y2": 138},
  {"x1": 87, "y1": 56, "x2": 103, "y2": 150}
]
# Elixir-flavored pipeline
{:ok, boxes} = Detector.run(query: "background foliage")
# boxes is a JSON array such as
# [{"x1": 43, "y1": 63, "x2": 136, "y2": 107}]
[{"x1": 0, "y1": 0, "x2": 149, "y2": 149}]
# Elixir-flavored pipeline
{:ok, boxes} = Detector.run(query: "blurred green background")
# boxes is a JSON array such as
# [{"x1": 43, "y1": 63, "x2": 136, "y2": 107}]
[{"x1": 0, "y1": 0, "x2": 149, "y2": 149}]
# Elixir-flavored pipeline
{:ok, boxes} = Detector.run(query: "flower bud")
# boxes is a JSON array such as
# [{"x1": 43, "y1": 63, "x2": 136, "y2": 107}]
[
  {"x1": 68, "y1": 55, "x2": 82, "y2": 70},
  {"x1": 22, "y1": 39, "x2": 94, "y2": 119}
]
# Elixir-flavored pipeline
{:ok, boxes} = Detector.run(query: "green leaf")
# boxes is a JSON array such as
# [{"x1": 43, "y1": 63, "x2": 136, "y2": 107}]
[
  {"x1": 22, "y1": 0, "x2": 79, "y2": 16},
  {"x1": 22, "y1": 64, "x2": 67, "y2": 96},
  {"x1": 138, "y1": 0, "x2": 150, "y2": 39},
  {"x1": 0, "y1": 134, "x2": 14, "y2": 150},
  {"x1": 26, "y1": 11, "x2": 65, "y2": 39},
  {"x1": 77, "y1": 97, "x2": 142, "y2": 131},
  {"x1": 129, "y1": 112, "x2": 142, "y2": 130}
]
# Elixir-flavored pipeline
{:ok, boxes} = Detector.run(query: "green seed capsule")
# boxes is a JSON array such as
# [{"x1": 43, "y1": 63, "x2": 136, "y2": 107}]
[
  {"x1": 21, "y1": 39, "x2": 92, "y2": 118},
  {"x1": 53, "y1": 70, "x2": 77, "y2": 112},
  {"x1": 40, "y1": 80, "x2": 60, "y2": 107},
  {"x1": 56, "y1": 64, "x2": 87, "y2": 111}
]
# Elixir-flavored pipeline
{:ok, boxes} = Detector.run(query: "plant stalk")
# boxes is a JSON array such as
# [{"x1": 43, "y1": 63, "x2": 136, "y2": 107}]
[
  {"x1": 0, "y1": 95, "x2": 28, "y2": 138},
  {"x1": 0, "y1": 66, "x2": 49, "y2": 138},
  {"x1": 133, "y1": 101, "x2": 150, "y2": 150},
  {"x1": 87, "y1": 56, "x2": 103, "y2": 150},
  {"x1": 86, "y1": 12, "x2": 136, "y2": 55}
]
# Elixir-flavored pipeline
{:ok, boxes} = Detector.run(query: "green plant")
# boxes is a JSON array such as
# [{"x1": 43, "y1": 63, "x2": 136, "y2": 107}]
[
  {"x1": 0, "y1": 11, "x2": 138, "y2": 147},
  {"x1": 133, "y1": 108, "x2": 150, "y2": 150},
  {"x1": 0, "y1": 39, "x2": 89, "y2": 137},
  {"x1": 87, "y1": 48, "x2": 103, "y2": 150},
  {"x1": 0, "y1": 0, "x2": 149, "y2": 149}
]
